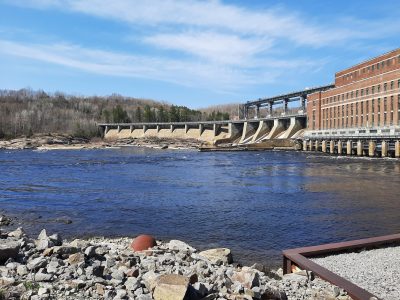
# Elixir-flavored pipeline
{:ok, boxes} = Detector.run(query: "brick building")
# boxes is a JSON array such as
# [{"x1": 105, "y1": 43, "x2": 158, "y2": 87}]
[{"x1": 307, "y1": 49, "x2": 400, "y2": 131}]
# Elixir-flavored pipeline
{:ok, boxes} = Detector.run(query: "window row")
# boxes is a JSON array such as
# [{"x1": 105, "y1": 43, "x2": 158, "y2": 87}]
[
  {"x1": 341, "y1": 55, "x2": 400, "y2": 81},
  {"x1": 322, "y1": 79, "x2": 400, "y2": 105},
  {"x1": 321, "y1": 95, "x2": 400, "y2": 129}
]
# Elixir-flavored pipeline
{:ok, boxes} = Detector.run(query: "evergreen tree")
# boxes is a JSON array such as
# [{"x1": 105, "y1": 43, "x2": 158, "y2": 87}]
[{"x1": 135, "y1": 107, "x2": 142, "y2": 122}]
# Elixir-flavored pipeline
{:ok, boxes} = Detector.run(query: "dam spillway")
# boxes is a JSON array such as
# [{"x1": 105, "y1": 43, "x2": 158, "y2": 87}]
[{"x1": 98, "y1": 114, "x2": 307, "y2": 147}]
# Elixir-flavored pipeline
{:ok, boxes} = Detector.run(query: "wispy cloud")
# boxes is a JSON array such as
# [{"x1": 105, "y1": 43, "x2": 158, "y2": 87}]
[
  {"x1": 2, "y1": 0, "x2": 399, "y2": 95},
  {"x1": 0, "y1": 39, "x2": 318, "y2": 92}
]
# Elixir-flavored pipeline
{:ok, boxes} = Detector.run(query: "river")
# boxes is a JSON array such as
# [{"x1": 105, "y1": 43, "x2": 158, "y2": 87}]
[{"x1": 0, "y1": 148, "x2": 399, "y2": 267}]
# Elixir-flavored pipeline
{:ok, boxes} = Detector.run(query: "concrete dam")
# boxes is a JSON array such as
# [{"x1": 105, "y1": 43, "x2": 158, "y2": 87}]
[{"x1": 98, "y1": 114, "x2": 306, "y2": 149}]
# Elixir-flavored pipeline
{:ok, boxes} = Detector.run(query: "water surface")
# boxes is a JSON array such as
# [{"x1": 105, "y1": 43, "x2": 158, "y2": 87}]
[{"x1": 1, "y1": 148, "x2": 399, "y2": 266}]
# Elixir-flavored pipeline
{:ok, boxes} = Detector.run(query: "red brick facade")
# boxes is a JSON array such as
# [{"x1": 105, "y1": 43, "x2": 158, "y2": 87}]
[{"x1": 307, "y1": 49, "x2": 400, "y2": 130}]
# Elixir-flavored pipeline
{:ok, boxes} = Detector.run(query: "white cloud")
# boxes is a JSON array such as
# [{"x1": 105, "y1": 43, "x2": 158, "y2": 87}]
[
  {"x1": 3, "y1": 0, "x2": 397, "y2": 95},
  {"x1": 0, "y1": 39, "x2": 320, "y2": 93},
  {"x1": 144, "y1": 32, "x2": 273, "y2": 66},
  {"x1": 7, "y1": 0, "x2": 363, "y2": 47}
]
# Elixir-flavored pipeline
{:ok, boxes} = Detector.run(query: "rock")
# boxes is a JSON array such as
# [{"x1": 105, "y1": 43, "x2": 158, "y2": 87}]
[
  {"x1": 0, "y1": 277, "x2": 15, "y2": 286},
  {"x1": 69, "y1": 239, "x2": 89, "y2": 249},
  {"x1": 230, "y1": 268, "x2": 260, "y2": 289},
  {"x1": 34, "y1": 271, "x2": 53, "y2": 282},
  {"x1": 0, "y1": 215, "x2": 12, "y2": 226},
  {"x1": 8, "y1": 227, "x2": 25, "y2": 239},
  {"x1": 126, "y1": 267, "x2": 140, "y2": 277},
  {"x1": 199, "y1": 248, "x2": 233, "y2": 265},
  {"x1": 0, "y1": 239, "x2": 20, "y2": 263},
  {"x1": 261, "y1": 287, "x2": 288, "y2": 300},
  {"x1": 111, "y1": 269, "x2": 125, "y2": 281},
  {"x1": 153, "y1": 274, "x2": 190, "y2": 300},
  {"x1": 37, "y1": 229, "x2": 48, "y2": 240},
  {"x1": 49, "y1": 233, "x2": 62, "y2": 246},
  {"x1": 131, "y1": 235, "x2": 157, "y2": 252},
  {"x1": 35, "y1": 229, "x2": 54, "y2": 251},
  {"x1": 95, "y1": 283, "x2": 105, "y2": 295},
  {"x1": 84, "y1": 246, "x2": 97, "y2": 257},
  {"x1": 142, "y1": 271, "x2": 160, "y2": 292},
  {"x1": 68, "y1": 279, "x2": 86, "y2": 289},
  {"x1": 125, "y1": 277, "x2": 140, "y2": 291},
  {"x1": 68, "y1": 253, "x2": 85, "y2": 265},
  {"x1": 42, "y1": 247, "x2": 54, "y2": 257},
  {"x1": 193, "y1": 282, "x2": 208, "y2": 297},
  {"x1": 17, "y1": 265, "x2": 28, "y2": 276},
  {"x1": 116, "y1": 289, "x2": 128, "y2": 299},
  {"x1": 168, "y1": 240, "x2": 196, "y2": 252},
  {"x1": 38, "y1": 287, "x2": 49, "y2": 296},
  {"x1": 53, "y1": 245, "x2": 79, "y2": 256},
  {"x1": 27, "y1": 257, "x2": 47, "y2": 270}
]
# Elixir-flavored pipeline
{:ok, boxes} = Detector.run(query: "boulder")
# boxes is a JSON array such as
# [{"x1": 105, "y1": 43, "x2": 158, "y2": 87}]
[
  {"x1": 142, "y1": 271, "x2": 159, "y2": 292},
  {"x1": 8, "y1": 227, "x2": 25, "y2": 239},
  {"x1": 0, "y1": 239, "x2": 20, "y2": 263},
  {"x1": 27, "y1": 257, "x2": 47, "y2": 271},
  {"x1": 0, "y1": 215, "x2": 11, "y2": 226},
  {"x1": 153, "y1": 274, "x2": 190, "y2": 300},
  {"x1": 68, "y1": 253, "x2": 85, "y2": 266},
  {"x1": 125, "y1": 277, "x2": 140, "y2": 291},
  {"x1": 230, "y1": 268, "x2": 260, "y2": 289},
  {"x1": 198, "y1": 248, "x2": 233, "y2": 265},
  {"x1": 131, "y1": 235, "x2": 157, "y2": 252},
  {"x1": 168, "y1": 240, "x2": 196, "y2": 252}
]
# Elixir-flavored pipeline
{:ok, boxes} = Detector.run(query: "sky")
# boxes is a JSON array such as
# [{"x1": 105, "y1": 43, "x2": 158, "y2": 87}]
[{"x1": 0, "y1": 0, "x2": 399, "y2": 108}]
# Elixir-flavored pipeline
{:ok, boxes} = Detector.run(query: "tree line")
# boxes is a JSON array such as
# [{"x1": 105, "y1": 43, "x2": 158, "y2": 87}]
[{"x1": 0, "y1": 88, "x2": 231, "y2": 139}]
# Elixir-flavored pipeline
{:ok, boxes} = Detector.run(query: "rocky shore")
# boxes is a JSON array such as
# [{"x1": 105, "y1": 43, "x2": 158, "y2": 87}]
[
  {"x1": 0, "y1": 135, "x2": 203, "y2": 151},
  {"x1": 0, "y1": 224, "x2": 351, "y2": 300}
]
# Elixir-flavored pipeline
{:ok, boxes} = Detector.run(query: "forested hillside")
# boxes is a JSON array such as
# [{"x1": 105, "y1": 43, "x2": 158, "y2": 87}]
[{"x1": 0, "y1": 89, "x2": 233, "y2": 139}]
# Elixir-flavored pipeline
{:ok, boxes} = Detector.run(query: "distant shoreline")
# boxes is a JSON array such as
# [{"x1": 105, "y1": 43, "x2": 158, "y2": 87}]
[{"x1": 0, "y1": 134, "x2": 203, "y2": 151}]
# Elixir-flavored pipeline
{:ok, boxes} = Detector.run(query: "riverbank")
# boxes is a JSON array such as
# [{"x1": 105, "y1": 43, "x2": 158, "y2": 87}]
[
  {"x1": 0, "y1": 135, "x2": 203, "y2": 151},
  {"x1": 0, "y1": 224, "x2": 351, "y2": 300}
]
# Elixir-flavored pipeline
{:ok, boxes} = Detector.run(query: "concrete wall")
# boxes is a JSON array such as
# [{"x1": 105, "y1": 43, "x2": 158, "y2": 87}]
[{"x1": 104, "y1": 124, "x2": 232, "y2": 143}]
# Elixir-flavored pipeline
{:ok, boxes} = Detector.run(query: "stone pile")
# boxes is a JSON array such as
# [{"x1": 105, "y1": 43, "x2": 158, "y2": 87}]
[{"x1": 0, "y1": 227, "x2": 352, "y2": 300}]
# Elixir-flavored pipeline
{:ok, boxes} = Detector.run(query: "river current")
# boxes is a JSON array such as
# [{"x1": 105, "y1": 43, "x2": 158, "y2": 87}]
[{"x1": 0, "y1": 148, "x2": 399, "y2": 267}]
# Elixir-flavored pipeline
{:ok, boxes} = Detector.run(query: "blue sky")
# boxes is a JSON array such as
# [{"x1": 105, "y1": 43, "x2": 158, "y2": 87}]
[{"x1": 0, "y1": 0, "x2": 399, "y2": 108}]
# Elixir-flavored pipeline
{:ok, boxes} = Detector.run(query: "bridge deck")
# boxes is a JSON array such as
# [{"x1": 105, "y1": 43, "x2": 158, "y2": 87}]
[
  {"x1": 98, "y1": 113, "x2": 306, "y2": 127},
  {"x1": 244, "y1": 84, "x2": 334, "y2": 107}
]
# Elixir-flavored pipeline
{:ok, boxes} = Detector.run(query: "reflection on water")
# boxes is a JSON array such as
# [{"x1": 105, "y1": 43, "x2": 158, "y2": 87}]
[{"x1": 0, "y1": 148, "x2": 399, "y2": 266}]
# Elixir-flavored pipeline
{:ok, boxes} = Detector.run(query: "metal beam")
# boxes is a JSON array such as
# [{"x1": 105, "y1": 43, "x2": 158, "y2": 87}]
[{"x1": 244, "y1": 84, "x2": 334, "y2": 108}]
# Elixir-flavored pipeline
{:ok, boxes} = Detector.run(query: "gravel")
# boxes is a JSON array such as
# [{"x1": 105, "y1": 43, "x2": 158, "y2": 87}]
[{"x1": 312, "y1": 246, "x2": 400, "y2": 300}]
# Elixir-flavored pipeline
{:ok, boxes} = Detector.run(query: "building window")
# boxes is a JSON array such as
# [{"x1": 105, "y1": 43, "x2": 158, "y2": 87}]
[
  {"x1": 377, "y1": 85, "x2": 381, "y2": 93},
  {"x1": 361, "y1": 102, "x2": 364, "y2": 114},
  {"x1": 361, "y1": 89, "x2": 364, "y2": 96},
  {"x1": 366, "y1": 101, "x2": 369, "y2": 114},
  {"x1": 372, "y1": 99, "x2": 375, "y2": 113},
  {"x1": 378, "y1": 98, "x2": 381, "y2": 113},
  {"x1": 384, "y1": 97, "x2": 387, "y2": 110},
  {"x1": 351, "y1": 91, "x2": 354, "y2": 98},
  {"x1": 398, "y1": 95, "x2": 400, "y2": 125},
  {"x1": 398, "y1": 79, "x2": 400, "y2": 89},
  {"x1": 391, "y1": 81, "x2": 394, "y2": 90},
  {"x1": 372, "y1": 86, "x2": 375, "y2": 94},
  {"x1": 377, "y1": 63, "x2": 380, "y2": 70},
  {"x1": 384, "y1": 113, "x2": 387, "y2": 126},
  {"x1": 384, "y1": 83, "x2": 387, "y2": 91},
  {"x1": 371, "y1": 64, "x2": 375, "y2": 71}
]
